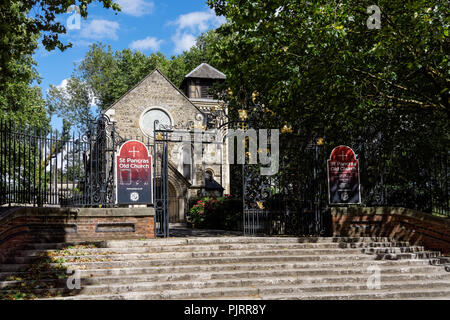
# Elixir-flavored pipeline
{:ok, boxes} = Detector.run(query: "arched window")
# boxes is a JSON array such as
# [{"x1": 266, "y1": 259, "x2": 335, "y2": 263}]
[{"x1": 205, "y1": 170, "x2": 214, "y2": 181}]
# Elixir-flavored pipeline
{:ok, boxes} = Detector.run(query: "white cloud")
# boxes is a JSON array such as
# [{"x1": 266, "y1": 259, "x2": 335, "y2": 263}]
[
  {"x1": 170, "y1": 9, "x2": 225, "y2": 33},
  {"x1": 170, "y1": 9, "x2": 226, "y2": 54},
  {"x1": 56, "y1": 78, "x2": 69, "y2": 90},
  {"x1": 129, "y1": 36, "x2": 163, "y2": 51},
  {"x1": 80, "y1": 19, "x2": 120, "y2": 40},
  {"x1": 172, "y1": 32, "x2": 197, "y2": 54},
  {"x1": 115, "y1": 0, "x2": 155, "y2": 17}
]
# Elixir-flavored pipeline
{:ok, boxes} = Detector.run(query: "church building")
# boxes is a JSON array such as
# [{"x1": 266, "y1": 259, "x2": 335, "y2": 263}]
[{"x1": 103, "y1": 63, "x2": 230, "y2": 223}]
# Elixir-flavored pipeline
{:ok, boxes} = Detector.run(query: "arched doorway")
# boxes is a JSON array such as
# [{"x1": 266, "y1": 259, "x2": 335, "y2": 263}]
[{"x1": 169, "y1": 182, "x2": 180, "y2": 223}]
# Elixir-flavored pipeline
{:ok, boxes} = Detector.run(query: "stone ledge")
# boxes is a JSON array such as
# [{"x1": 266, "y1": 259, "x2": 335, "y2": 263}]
[
  {"x1": 331, "y1": 206, "x2": 450, "y2": 229},
  {"x1": 0, "y1": 207, "x2": 155, "y2": 222},
  {"x1": 0, "y1": 206, "x2": 156, "y2": 263},
  {"x1": 74, "y1": 207, "x2": 155, "y2": 218},
  {"x1": 331, "y1": 206, "x2": 450, "y2": 255}
]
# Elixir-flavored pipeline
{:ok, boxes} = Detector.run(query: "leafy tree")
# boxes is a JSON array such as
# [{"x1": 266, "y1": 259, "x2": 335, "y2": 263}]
[
  {"x1": 76, "y1": 44, "x2": 172, "y2": 110},
  {"x1": 166, "y1": 32, "x2": 223, "y2": 87},
  {"x1": 208, "y1": 0, "x2": 448, "y2": 120},
  {"x1": 46, "y1": 43, "x2": 172, "y2": 130},
  {"x1": 0, "y1": 0, "x2": 120, "y2": 85},
  {"x1": 207, "y1": 0, "x2": 449, "y2": 210},
  {"x1": 0, "y1": 41, "x2": 48, "y2": 129},
  {"x1": 1, "y1": 0, "x2": 124, "y2": 130},
  {"x1": 47, "y1": 31, "x2": 222, "y2": 130},
  {"x1": 47, "y1": 77, "x2": 95, "y2": 131}
]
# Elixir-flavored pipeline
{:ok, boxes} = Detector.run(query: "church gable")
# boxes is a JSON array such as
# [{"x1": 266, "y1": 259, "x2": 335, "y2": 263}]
[{"x1": 104, "y1": 69, "x2": 203, "y2": 138}]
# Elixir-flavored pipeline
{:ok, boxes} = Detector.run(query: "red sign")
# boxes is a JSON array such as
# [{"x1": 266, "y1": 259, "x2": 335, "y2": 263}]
[
  {"x1": 116, "y1": 140, "x2": 152, "y2": 204},
  {"x1": 327, "y1": 146, "x2": 361, "y2": 204}
]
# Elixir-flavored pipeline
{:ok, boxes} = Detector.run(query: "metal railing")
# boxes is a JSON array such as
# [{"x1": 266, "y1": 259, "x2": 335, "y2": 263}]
[
  {"x1": 243, "y1": 209, "x2": 269, "y2": 235},
  {"x1": 0, "y1": 116, "x2": 128, "y2": 207}
]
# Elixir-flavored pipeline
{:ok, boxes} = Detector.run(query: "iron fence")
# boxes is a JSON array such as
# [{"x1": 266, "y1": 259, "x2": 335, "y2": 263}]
[
  {"x1": 240, "y1": 137, "x2": 449, "y2": 236},
  {"x1": 241, "y1": 140, "x2": 331, "y2": 236},
  {"x1": 2, "y1": 116, "x2": 449, "y2": 223},
  {"x1": 356, "y1": 144, "x2": 449, "y2": 217},
  {"x1": 0, "y1": 116, "x2": 133, "y2": 207},
  {"x1": 243, "y1": 209, "x2": 269, "y2": 235}
]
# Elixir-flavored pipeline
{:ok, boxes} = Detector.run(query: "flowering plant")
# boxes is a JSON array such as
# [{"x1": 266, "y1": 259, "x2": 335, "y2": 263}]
[
  {"x1": 188, "y1": 194, "x2": 240, "y2": 229},
  {"x1": 189, "y1": 200, "x2": 206, "y2": 226}
]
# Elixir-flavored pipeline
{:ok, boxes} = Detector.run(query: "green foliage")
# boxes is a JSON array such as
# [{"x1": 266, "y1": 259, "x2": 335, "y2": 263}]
[
  {"x1": 188, "y1": 195, "x2": 242, "y2": 230},
  {"x1": 1, "y1": 0, "x2": 121, "y2": 130},
  {"x1": 47, "y1": 77, "x2": 97, "y2": 131},
  {"x1": 46, "y1": 30, "x2": 222, "y2": 130},
  {"x1": 0, "y1": 0, "x2": 120, "y2": 86},
  {"x1": 208, "y1": 0, "x2": 449, "y2": 209},
  {"x1": 0, "y1": 48, "x2": 48, "y2": 129},
  {"x1": 209, "y1": 0, "x2": 448, "y2": 117},
  {"x1": 189, "y1": 199, "x2": 207, "y2": 227}
]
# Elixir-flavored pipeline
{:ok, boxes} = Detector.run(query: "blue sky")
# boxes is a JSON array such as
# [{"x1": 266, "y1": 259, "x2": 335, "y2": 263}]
[{"x1": 33, "y1": 0, "x2": 225, "y2": 129}]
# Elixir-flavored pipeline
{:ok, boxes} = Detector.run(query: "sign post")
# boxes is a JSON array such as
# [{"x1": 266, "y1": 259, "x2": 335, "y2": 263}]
[
  {"x1": 116, "y1": 140, "x2": 153, "y2": 205},
  {"x1": 327, "y1": 145, "x2": 361, "y2": 204}
]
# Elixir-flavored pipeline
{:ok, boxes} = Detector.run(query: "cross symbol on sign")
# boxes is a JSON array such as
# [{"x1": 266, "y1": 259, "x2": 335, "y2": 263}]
[
  {"x1": 338, "y1": 151, "x2": 348, "y2": 161},
  {"x1": 129, "y1": 146, "x2": 140, "y2": 157}
]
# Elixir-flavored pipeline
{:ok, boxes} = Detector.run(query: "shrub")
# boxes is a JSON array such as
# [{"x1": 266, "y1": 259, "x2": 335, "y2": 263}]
[
  {"x1": 188, "y1": 195, "x2": 242, "y2": 230},
  {"x1": 188, "y1": 199, "x2": 207, "y2": 227}
]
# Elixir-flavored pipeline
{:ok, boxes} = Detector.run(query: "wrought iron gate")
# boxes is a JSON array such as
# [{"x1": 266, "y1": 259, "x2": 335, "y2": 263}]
[
  {"x1": 0, "y1": 115, "x2": 123, "y2": 207},
  {"x1": 234, "y1": 103, "x2": 331, "y2": 237},
  {"x1": 242, "y1": 141, "x2": 330, "y2": 237},
  {"x1": 153, "y1": 122, "x2": 170, "y2": 237},
  {"x1": 151, "y1": 118, "x2": 225, "y2": 237}
]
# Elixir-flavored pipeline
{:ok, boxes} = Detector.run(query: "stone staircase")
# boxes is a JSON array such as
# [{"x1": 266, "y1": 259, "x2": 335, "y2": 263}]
[{"x1": 0, "y1": 236, "x2": 449, "y2": 300}]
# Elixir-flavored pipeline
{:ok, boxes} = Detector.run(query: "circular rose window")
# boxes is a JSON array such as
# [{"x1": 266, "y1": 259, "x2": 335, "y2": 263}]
[{"x1": 140, "y1": 108, "x2": 172, "y2": 137}]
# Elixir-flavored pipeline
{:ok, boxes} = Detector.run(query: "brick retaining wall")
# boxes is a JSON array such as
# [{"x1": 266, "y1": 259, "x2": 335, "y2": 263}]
[
  {"x1": 332, "y1": 207, "x2": 450, "y2": 255},
  {"x1": 0, "y1": 207, "x2": 155, "y2": 263}
]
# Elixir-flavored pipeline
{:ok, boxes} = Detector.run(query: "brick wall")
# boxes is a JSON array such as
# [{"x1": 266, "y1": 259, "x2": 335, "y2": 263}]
[
  {"x1": 0, "y1": 207, "x2": 155, "y2": 263},
  {"x1": 332, "y1": 207, "x2": 450, "y2": 255}
]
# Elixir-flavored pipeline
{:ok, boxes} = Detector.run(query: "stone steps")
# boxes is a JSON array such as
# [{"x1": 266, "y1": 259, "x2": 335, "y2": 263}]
[
  {"x1": 0, "y1": 256, "x2": 434, "y2": 274},
  {"x1": 0, "y1": 260, "x2": 435, "y2": 281},
  {"x1": 362, "y1": 247, "x2": 425, "y2": 254},
  {"x1": 260, "y1": 287, "x2": 450, "y2": 300},
  {"x1": 0, "y1": 260, "x2": 436, "y2": 282},
  {"x1": 8, "y1": 247, "x2": 433, "y2": 265},
  {"x1": 2, "y1": 270, "x2": 449, "y2": 290},
  {"x1": 15, "y1": 242, "x2": 415, "y2": 257},
  {"x1": 0, "y1": 254, "x2": 385, "y2": 273},
  {"x1": 104, "y1": 237, "x2": 394, "y2": 247},
  {"x1": 376, "y1": 252, "x2": 442, "y2": 260},
  {"x1": 0, "y1": 235, "x2": 448, "y2": 300},
  {"x1": 21, "y1": 237, "x2": 394, "y2": 250},
  {"x1": 44, "y1": 280, "x2": 450, "y2": 300},
  {"x1": 8, "y1": 248, "x2": 393, "y2": 264}
]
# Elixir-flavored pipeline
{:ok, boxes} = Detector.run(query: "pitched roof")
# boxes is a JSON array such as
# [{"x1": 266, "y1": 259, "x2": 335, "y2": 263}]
[
  {"x1": 103, "y1": 68, "x2": 204, "y2": 115},
  {"x1": 185, "y1": 63, "x2": 226, "y2": 80},
  {"x1": 205, "y1": 177, "x2": 225, "y2": 191}
]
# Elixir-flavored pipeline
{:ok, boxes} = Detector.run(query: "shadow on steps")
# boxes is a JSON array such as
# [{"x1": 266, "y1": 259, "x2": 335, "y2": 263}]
[{"x1": 0, "y1": 243, "x2": 99, "y2": 300}]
